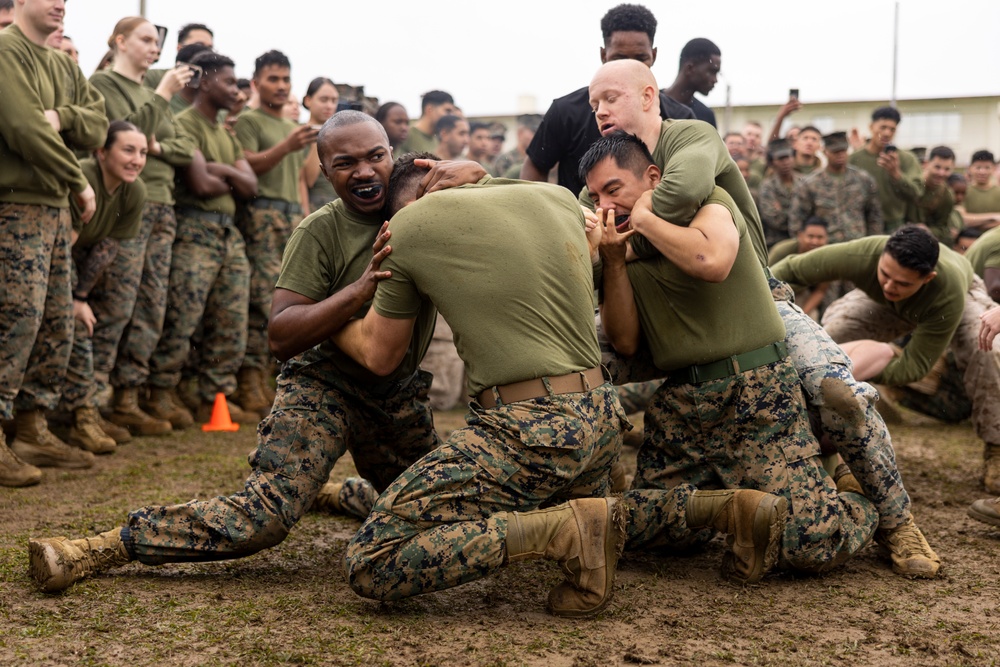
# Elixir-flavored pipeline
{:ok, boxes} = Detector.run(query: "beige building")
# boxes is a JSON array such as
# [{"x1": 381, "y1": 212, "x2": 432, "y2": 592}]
[{"x1": 715, "y1": 95, "x2": 1000, "y2": 166}]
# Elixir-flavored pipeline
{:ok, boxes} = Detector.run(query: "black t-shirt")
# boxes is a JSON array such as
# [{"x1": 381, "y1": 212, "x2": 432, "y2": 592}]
[
  {"x1": 526, "y1": 86, "x2": 695, "y2": 195},
  {"x1": 688, "y1": 97, "x2": 717, "y2": 127}
]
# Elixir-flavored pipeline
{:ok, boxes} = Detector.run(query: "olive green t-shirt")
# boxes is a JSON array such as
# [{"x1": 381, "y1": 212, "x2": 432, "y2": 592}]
[
  {"x1": 373, "y1": 179, "x2": 600, "y2": 395},
  {"x1": 276, "y1": 199, "x2": 435, "y2": 387},
  {"x1": 965, "y1": 225, "x2": 1000, "y2": 278},
  {"x1": 397, "y1": 126, "x2": 436, "y2": 156},
  {"x1": 235, "y1": 109, "x2": 303, "y2": 202},
  {"x1": 908, "y1": 181, "x2": 955, "y2": 245},
  {"x1": 626, "y1": 187, "x2": 785, "y2": 371},
  {"x1": 173, "y1": 106, "x2": 244, "y2": 216},
  {"x1": 89, "y1": 69, "x2": 195, "y2": 205},
  {"x1": 768, "y1": 237, "x2": 800, "y2": 266},
  {"x1": 71, "y1": 159, "x2": 145, "y2": 248},
  {"x1": 964, "y1": 184, "x2": 1000, "y2": 215},
  {"x1": 848, "y1": 147, "x2": 924, "y2": 229},
  {"x1": 771, "y1": 236, "x2": 973, "y2": 385}
]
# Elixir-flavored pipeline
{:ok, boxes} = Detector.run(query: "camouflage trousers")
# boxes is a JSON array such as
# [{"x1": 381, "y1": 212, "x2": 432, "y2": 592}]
[
  {"x1": 823, "y1": 278, "x2": 1000, "y2": 446},
  {"x1": 148, "y1": 212, "x2": 249, "y2": 401},
  {"x1": 108, "y1": 202, "x2": 177, "y2": 389},
  {"x1": 123, "y1": 363, "x2": 439, "y2": 564},
  {"x1": 601, "y1": 281, "x2": 912, "y2": 532},
  {"x1": 895, "y1": 351, "x2": 973, "y2": 423},
  {"x1": 0, "y1": 204, "x2": 73, "y2": 419},
  {"x1": 61, "y1": 262, "x2": 96, "y2": 411},
  {"x1": 419, "y1": 313, "x2": 466, "y2": 411},
  {"x1": 636, "y1": 358, "x2": 879, "y2": 571},
  {"x1": 237, "y1": 204, "x2": 301, "y2": 372},
  {"x1": 344, "y1": 382, "x2": 632, "y2": 601}
]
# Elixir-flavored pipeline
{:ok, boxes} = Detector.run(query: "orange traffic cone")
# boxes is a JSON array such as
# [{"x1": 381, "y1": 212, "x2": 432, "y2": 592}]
[{"x1": 202, "y1": 392, "x2": 240, "y2": 432}]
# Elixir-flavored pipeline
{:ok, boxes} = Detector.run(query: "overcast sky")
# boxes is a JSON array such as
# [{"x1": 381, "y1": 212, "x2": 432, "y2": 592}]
[{"x1": 66, "y1": 0, "x2": 1000, "y2": 119}]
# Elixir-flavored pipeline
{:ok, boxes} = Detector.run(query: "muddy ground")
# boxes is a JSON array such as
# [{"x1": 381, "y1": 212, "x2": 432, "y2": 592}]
[{"x1": 1, "y1": 404, "x2": 999, "y2": 667}]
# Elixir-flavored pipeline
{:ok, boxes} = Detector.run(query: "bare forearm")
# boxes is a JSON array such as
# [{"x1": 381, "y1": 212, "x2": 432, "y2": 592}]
[
  {"x1": 268, "y1": 285, "x2": 368, "y2": 361},
  {"x1": 600, "y1": 262, "x2": 641, "y2": 356},
  {"x1": 74, "y1": 238, "x2": 119, "y2": 298},
  {"x1": 519, "y1": 156, "x2": 548, "y2": 182}
]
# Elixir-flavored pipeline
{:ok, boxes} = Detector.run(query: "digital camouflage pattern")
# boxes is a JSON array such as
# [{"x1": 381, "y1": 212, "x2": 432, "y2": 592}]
[
  {"x1": 601, "y1": 280, "x2": 912, "y2": 533},
  {"x1": 237, "y1": 205, "x2": 302, "y2": 373},
  {"x1": 344, "y1": 384, "x2": 629, "y2": 601},
  {"x1": 894, "y1": 351, "x2": 973, "y2": 423},
  {"x1": 0, "y1": 204, "x2": 73, "y2": 419},
  {"x1": 111, "y1": 202, "x2": 178, "y2": 389},
  {"x1": 148, "y1": 212, "x2": 250, "y2": 400},
  {"x1": 124, "y1": 364, "x2": 438, "y2": 564},
  {"x1": 634, "y1": 358, "x2": 879, "y2": 570},
  {"x1": 758, "y1": 172, "x2": 799, "y2": 247},
  {"x1": 788, "y1": 167, "x2": 884, "y2": 243}
]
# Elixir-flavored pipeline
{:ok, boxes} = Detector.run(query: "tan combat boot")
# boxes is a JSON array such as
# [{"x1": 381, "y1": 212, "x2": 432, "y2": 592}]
[
  {"x1": 143, "y1": 387, "x2": 194, "y2": 430},
  {"x1": 968, "y1": 497, "x2": 1000, "y2": 528},
  {"x1": 235, "y1": 367, "x2": 272, "y2": 417},
  {"x1": 197, "y1": 398, "x2": 260, "y2": 425},
  {"x1": 506, "y1": 497, "x2": 625, "y2": 617},
  {"x1": 96, "y1": 412, "x2": 131, "y2": 445},
  {"x1": 687, "y1": 489, "x2": 787, "y2": 584},
  {"x1": 109, "y1": 387, "x2": 172, "y2": 436},
  {"x1": 0, "y1": 428, "x2": 42, "y2": 487},
  {"x1": 311, "y1": 478, "x2": 376, "y2": 519},
  {"x1": 875, "y1": 517, "x2": 941, "y2": 579},
  {"x1": 983, "y1": 443, "x2": 1000, "y2": 495},
  {"x1": 29, "y1": 527, "x2": 132, "y2": 592},
  {"x1": 11, "y1": 410, "x2": 95, "y2": 469},
  {"x1": 834, "y1": 463, "x2": 865, "y2": 496},
  {"x1": 68, "y1": 406, "x2": 116, "y2": 454}
]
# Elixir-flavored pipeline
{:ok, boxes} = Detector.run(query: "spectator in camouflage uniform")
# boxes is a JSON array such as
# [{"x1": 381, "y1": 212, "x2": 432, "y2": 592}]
[
  {"x1": 26, "y1": 112, "x2": 490, "y2": 595},
  {"x1": 491, "y1": 114, "x2": 542, "y2": 178},
  {"x1": 87, "y1": 16, "x2": 198, "y2": 437},
  {"x1": 0, "y1": 0, "x2": 107, "y2": 486},
  {"x1": 233, "y1": 50, "x2": 320, "y2": 417},
  {"x1": 146, "y1": 52, "x2": 259, "y2": 424},
  {"x1": 758, "y1": 138, "x2": 799, "y2": 249},
  {"x1": 789, "y1": 132, "x2": 883, "y2": 244}
]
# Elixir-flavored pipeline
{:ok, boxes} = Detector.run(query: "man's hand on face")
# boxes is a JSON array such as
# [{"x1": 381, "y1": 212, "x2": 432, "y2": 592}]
[{"x1": 597, "y1": 206, "x2": 634, "y2": 267}]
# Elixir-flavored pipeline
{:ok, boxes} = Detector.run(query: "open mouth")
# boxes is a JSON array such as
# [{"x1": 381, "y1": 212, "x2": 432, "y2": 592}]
[
  {"x1": 351, "y1": 183, "x2": 383, "y2": 201},
  {"x1": 615, "y1": 213, "x2": 631, "y2": 231},
  {"x1": 600, "y1": 123, "x2": 616, "y2": 135}
]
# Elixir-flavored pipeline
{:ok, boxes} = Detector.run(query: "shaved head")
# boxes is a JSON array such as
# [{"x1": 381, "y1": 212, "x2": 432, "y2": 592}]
[
  {"x1": 591, "y1": 59, "x2": 659, "y2": 96},
  {"x1": 317, "y1": 110, "x2": 388, "y2": 163},
  {"x1": 589, "y1": 59, "x2": 661, "y2": 145}
]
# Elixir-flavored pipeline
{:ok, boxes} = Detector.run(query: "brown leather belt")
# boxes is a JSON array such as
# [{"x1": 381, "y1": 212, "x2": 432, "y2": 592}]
[{"x1": 476, "y1": 367, "x2": 606, "y2": 409}]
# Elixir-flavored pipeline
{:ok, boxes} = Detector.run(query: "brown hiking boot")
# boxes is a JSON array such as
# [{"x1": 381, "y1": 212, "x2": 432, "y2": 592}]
[
  {"x1": 983, "y1": 444, "x2": 1000, "y2": 495},
  {"x1": 10, "y1": 410, "x2": 95, "y2": 469},
  {"x1": 311, "y1": 478, "x2": 376, "y2": 519},
  {"x1": 687, "y1": 489, "x2": 787, "y2": 584},
  {"x1": 235, "y1": 368, "x2": 272, "y2": 417},
  {"x1": 610, "y1": 459, "x2": 633, "y2": 493},
  {"x1": 968, "y1": 497, "x2": 1000, "y2": 528},
  {"x1": 143, "y1": 387, "x2": 194, "y2": 430},
  {"x1": 506, "y1": 497, "x2": 625, "y2": 617},
  {"x1": 876, "y1": 517, "x2": 941, "y2": 579},
  {"x1": 109, "y1": 387, "x2": 172, "y2": 436},
  {"x1": 0, "y1": 429, "x2": 42, "y2": 487},
  {"x1": 834, "y1": 463, "x2": 865, "y2": 496},
  {"x1": 197, "y1": 398, "x2": 260, "y2": 425},
  {"x1": 29, "y1": 527, "x2": 132, "y2": 592},
  {"x1": 68, "y1": 406, "x2": 116, "y2": 454},
  {"x1": 95, "y1": 412, "x2": 131, "y2": 445}
]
